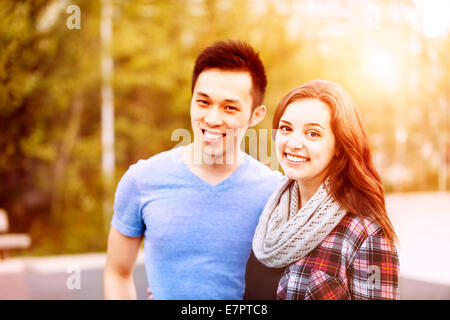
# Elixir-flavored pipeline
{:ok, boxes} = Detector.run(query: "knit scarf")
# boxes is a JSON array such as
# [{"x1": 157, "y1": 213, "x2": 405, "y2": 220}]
[{"x1": 252, "y1": 177, "x2": 347, "y2": 268}]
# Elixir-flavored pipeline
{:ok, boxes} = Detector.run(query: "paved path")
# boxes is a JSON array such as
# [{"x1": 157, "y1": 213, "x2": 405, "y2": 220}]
[
  {"x1": 1, "y1": 258, "x2": 448, "y2": 300},
  {"x1": 0, "y1": 252, "x2": 148, "y2": 300},
  {"x1": 0, "y1": 192, "x2": 449, "y2": 300},
  {"x1": 386, "y1": 192, "x2": 450, "y2": 287}
]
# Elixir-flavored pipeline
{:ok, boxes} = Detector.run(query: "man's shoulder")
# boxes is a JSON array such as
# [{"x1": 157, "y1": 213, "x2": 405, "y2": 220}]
[
  {"x1": 127, "y1": 148, "x2": 181, "y2": 178},
  {"x1": 244, "y1": 154, "x2": 282, "y2": 177},
  {"x1": 241, "y1": 154, "x2": 283, "y2": 186}
]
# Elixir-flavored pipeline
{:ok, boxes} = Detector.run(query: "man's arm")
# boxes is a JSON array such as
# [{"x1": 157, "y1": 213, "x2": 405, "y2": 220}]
[{"x1": 104, "y1": 226, "x2": 143, "y2": 299}]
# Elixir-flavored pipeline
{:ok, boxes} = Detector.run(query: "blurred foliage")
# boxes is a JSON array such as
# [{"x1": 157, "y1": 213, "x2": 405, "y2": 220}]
[{"x1": 0, "y1": 0, "x2": 448, "y2": 256}]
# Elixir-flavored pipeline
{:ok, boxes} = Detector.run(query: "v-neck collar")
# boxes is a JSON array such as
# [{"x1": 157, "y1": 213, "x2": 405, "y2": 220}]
[{"x1": 177, "y1": 146, "x2": 249, "y2": 191}]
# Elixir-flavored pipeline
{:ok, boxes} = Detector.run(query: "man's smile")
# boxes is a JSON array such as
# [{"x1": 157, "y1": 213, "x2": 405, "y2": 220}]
[{"x1": 202, "y1": 128, "x2": 226, "y2": 144}]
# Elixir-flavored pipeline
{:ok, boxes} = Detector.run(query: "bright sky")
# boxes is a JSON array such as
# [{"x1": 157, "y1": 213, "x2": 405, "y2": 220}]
[{"x1": 412, "y1": 0, "x2": 450, "y2": 38}]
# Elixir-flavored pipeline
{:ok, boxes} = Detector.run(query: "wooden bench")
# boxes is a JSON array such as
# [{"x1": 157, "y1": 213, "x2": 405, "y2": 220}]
[{"x1": 0, "y1": 209, "x2": 31, "y2": 260}]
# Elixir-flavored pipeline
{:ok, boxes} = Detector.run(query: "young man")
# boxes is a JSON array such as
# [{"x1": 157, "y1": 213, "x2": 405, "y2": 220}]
[{"x1": 104, "y1": 40, "x2": 282, "y2": 299}]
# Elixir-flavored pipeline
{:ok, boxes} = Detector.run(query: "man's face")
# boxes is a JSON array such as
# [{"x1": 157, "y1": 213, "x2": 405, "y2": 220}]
[{"x1": 190, "y1": 69, "x2": 257, "y2": 163}]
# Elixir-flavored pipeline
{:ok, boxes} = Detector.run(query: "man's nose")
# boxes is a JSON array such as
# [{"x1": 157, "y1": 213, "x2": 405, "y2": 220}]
[{"x1": 204, "y1": 106, "x2": 223, "y2": 126}]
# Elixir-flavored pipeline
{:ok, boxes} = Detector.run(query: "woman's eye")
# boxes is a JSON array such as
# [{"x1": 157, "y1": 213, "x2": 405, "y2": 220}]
[
  {"x1": 279, "y1": 126, "x2": 291, "y2": 132},
  {"x1": 306, "y1": 131, "x2": 320, "y2": 137},
  {"x1": 225, "y1": 106, "x2": 238, "y2": 111}
]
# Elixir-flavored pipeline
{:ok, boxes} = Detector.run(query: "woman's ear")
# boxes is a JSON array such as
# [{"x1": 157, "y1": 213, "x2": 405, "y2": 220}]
[{"x1": 248, "y1": 105, "x2": 267, "y2": 127}]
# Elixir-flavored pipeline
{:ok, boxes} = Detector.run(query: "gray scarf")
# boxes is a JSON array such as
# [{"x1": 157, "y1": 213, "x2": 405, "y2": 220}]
[{"x1": 252, "y1": 177, "x2": 347, "y2": 268}]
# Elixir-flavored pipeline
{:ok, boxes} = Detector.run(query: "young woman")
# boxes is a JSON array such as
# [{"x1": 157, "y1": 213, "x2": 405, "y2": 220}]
[{"x1": 244, "y1": 79, "x2": 399, "y2": 300}]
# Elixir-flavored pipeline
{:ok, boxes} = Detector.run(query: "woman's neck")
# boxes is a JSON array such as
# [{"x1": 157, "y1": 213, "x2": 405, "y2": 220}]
[{"x1": 297, "y1": 179, "x2": 322, "y2": 208}]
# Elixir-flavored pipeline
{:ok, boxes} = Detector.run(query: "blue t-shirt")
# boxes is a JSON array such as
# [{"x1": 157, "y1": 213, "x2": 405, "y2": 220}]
[{"x1": 112, "y1": 147, "x2": 282, "y2": 299}]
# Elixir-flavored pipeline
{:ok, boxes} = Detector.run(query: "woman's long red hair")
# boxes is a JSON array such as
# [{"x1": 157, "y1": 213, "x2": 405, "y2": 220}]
[{"x1": 272, "y1": 80, "x2": 398, "y2": 245}]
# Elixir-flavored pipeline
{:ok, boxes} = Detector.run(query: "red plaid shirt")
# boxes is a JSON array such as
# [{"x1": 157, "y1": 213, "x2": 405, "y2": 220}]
[{"x1": 277, "y1": 213, "x2": 399, "y2": 300}]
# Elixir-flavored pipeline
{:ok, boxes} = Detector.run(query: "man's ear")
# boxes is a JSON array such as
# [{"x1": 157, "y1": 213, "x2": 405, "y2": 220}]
[{"x1": 248, "y1": 105, "x2": 267, "y2": 127}]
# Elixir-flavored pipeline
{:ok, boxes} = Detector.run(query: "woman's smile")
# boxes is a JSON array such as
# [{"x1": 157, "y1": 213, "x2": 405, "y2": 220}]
[{"x1": 284, "y1": 153, "x2": 310, "y2": 164}]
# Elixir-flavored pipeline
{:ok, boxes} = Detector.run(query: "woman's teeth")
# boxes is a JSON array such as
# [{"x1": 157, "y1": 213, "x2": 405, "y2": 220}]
[{"x1": 286, "y1": 154, "x2": 309, "y2": 163}]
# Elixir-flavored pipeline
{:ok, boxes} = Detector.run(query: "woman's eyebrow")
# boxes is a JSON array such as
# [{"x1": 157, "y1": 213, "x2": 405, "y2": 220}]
[
  {"x1": 279, "y1": 119, "x2": 326, "y2": 130},
  {"x1": 305, "y1": 122, "x2": 325, "y2": 129},
  {"x1": 279, "y1": 119, "x2": 292, "y2": 125}
]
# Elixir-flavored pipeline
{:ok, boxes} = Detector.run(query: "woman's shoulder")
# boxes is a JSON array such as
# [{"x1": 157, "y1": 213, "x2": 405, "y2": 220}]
[
  {"x1": 290, "y1": 214, "x2": 383, "y2": 268},
  {"x1": 328, "y1": 213, "x2": 382, "y2": 251},
  {"x1": 336, "y1": 213, "x2": 382, "y2": 238}
]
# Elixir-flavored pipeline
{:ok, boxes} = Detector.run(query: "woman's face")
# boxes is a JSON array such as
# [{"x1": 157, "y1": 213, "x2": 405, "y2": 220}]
[{"x1": 276, "y1": 98, "x2": 336, "y2": 187}]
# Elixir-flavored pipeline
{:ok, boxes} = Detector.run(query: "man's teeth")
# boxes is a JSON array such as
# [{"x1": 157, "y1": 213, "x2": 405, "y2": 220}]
[
  {"x1": 203, "y1": 131, "x2": 224, "y2": 142},
  {"x1": 286, "y1": 154, "x2": 309, "y2": 163}
]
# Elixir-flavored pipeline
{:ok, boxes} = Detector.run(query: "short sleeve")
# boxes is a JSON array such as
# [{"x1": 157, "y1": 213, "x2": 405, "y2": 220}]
[
  {"x1": 348, "y1": 232, "x2": 400, "y2": 299},
  {"x1": 111, "y1": 167, "x2": 145, "y2": 237}
]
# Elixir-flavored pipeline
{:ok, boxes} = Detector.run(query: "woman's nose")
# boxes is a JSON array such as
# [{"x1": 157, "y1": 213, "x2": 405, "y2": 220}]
[{"x1": 286, "y1": 132, "x2": 304, "y2": 150}]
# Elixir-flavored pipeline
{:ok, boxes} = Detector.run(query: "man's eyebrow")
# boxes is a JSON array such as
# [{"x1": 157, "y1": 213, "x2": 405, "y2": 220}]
[
  {"x1": 196, "y1": 92, "x2": 241, "y2": 104},
  {"x1": 224, "y1": 98, "x2": 241, "y2": 104},
  {"x1": 195, "y1": 92, "x2": 210, "y2": 98}
]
